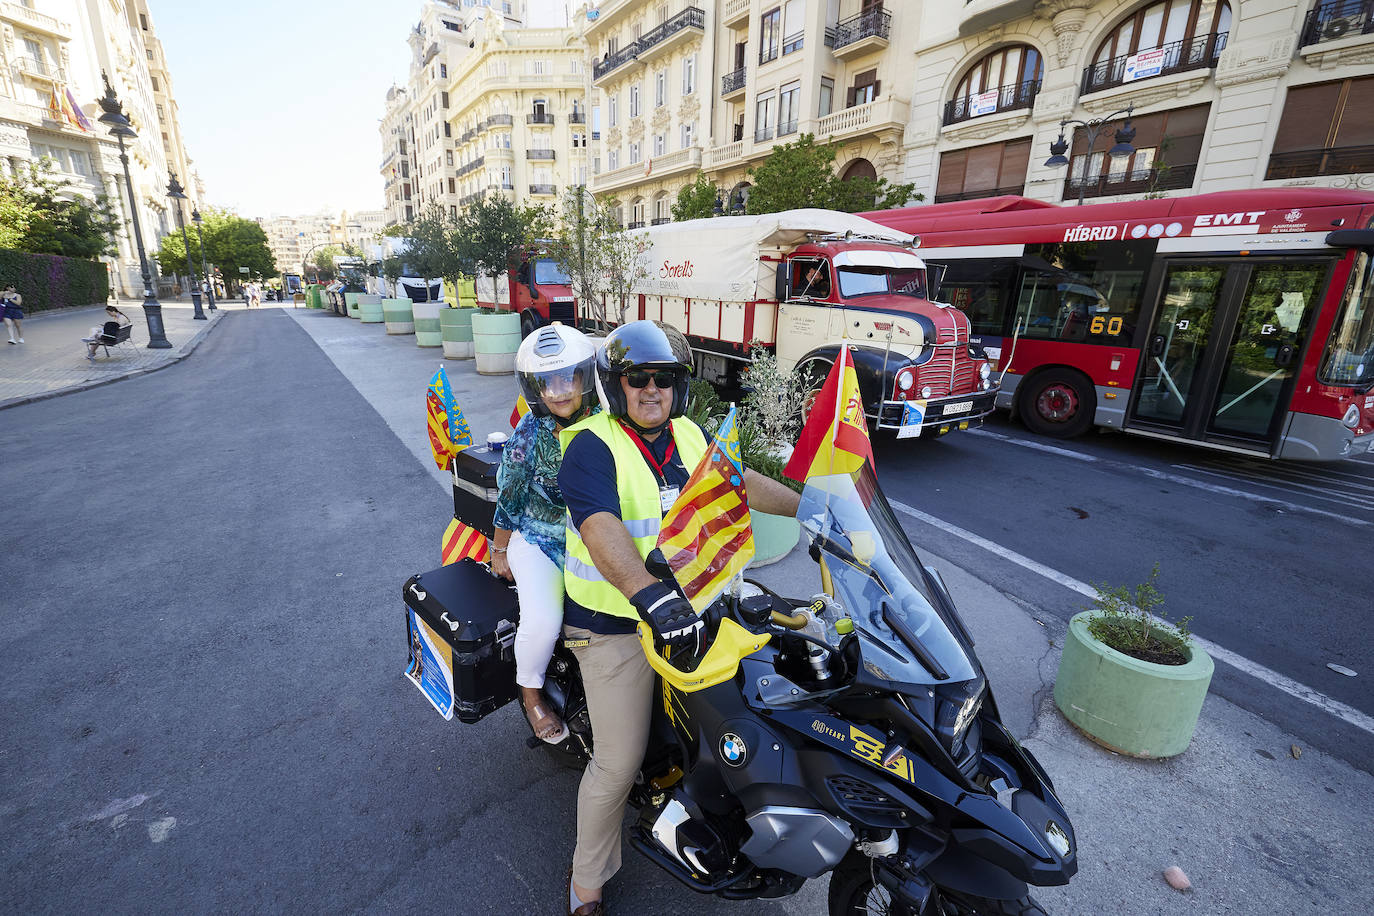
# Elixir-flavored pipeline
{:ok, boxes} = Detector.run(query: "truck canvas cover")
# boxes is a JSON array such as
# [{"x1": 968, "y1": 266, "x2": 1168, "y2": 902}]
[{"x1": 629, "y1": 209, "x2": 914, "y2": 303}]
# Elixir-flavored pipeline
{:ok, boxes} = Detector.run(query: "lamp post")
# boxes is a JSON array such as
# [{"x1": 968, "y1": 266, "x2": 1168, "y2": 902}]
[
  {"x1": 166, "y1": 172, "x2": 205, "y2": 320},
  {"x1": 1044, "y1": 105, "x2": 1136, "y2": 206},
  {"x1": 191, "y1": 208, "x2": 215, "y2": 312},
  {"x1": 96, "y1": 71, "x2": 171, "y2": 348}
]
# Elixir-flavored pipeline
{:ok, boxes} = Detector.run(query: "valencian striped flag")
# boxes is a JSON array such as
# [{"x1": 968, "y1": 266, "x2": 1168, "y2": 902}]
[
  {"x1": 441, "y1": 517, "x2": 490, "y2": 565},
  {"x1": 509, "y1": 393, "x2": 530, "y2": 429},
  {"x1": 782, "y1": 344, "x2": 875, "y2": 483},
  {"x1": 426, "y1": 364, "x2": 471, "y2": 470},
  {"x1": 656, "y1": 407, "x2": 755, "y2": 613}
]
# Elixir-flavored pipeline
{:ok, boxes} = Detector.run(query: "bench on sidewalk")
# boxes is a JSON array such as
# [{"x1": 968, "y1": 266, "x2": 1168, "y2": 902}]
[{"x1": 85, "y1": 323, "x2": 133, "y2": 359}]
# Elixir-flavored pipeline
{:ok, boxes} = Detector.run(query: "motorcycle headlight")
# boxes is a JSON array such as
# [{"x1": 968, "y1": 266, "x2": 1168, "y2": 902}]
[{"x1": 979, "y1": 362, "x2": 991, "y2": 381}]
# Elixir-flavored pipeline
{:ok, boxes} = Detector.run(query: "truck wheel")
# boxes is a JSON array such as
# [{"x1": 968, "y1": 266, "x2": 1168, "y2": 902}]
[
  {"x1": 520, "y1": 310, "x2": 543, "y2": 339},
  {"x1": 797, "y1": 359, "x2": 832, "y2": 425},
  {"x1": 1017, "y1": 369, "x2": 1094, "y2": 439}
]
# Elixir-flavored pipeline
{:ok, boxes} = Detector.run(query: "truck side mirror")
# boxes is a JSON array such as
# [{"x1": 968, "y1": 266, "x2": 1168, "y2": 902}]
[
  {"x1": 927, "y1": 263, "x2": 948, "y2": 301},
  {"x1": 775, "y1": 262, "x2": 790, "y2": 301}
]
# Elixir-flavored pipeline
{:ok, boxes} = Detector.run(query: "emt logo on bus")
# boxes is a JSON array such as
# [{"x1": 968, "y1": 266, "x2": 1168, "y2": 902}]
[{"x1": 1191, "y1": 210, "x2": 1265, "y2": 234}]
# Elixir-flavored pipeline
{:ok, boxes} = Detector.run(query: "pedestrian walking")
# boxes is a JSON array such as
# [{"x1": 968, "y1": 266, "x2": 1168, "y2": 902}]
[
  {"x1": 249, "y1": 282, "x2": 261, "y2": 308},
  {"x1": 2, "y1": 283, "x2": 23, "y2": 344}
]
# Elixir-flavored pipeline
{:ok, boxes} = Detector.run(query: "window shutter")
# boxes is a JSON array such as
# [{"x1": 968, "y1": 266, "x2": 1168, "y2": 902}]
[
  {"x1": 872, "y1": 80, "x2": 881, "y2": 99},
  {"x1": 846, "y1": 87, "x2": 857, "y2": 107}
]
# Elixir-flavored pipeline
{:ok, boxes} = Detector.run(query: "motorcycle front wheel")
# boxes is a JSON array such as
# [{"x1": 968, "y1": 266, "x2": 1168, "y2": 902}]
[{"x1": 828, "y1": 854, "x2": 1050, "y2": 916}]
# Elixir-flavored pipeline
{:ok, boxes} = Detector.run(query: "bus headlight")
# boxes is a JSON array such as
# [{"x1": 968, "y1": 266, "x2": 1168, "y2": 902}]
[
  {"x1": 979, "y1": 362, "x2": 991, "y2": 381},
  {"x1": 1342, "y1": 404, "x2": 1360, "y2": 429}
]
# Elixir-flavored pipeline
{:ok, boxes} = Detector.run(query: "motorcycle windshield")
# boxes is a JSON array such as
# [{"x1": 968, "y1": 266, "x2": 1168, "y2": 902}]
[{"x1": 796, "y1": 468, "x2": 976, "y2": 686}]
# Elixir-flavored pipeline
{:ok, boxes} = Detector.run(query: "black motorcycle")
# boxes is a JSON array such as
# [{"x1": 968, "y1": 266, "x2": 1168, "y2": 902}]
[{"x1": 403, "y1": 465, "x2": 1076, "y2": 915}]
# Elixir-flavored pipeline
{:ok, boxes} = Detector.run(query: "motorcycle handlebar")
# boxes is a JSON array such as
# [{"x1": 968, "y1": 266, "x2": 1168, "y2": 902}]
[{"x1": 771, "y1": 610, "x2": 809, "y2": 630}]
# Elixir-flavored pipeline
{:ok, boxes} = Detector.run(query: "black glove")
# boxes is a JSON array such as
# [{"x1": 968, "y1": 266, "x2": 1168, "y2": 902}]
[{"x1": 631, "y1": 582, "x2": 704, "y2": 656}]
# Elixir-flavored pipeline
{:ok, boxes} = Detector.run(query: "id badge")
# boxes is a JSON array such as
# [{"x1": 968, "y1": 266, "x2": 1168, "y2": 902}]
[{"x1": 659, "y1": 485, "x2": 680, "y2": 513}]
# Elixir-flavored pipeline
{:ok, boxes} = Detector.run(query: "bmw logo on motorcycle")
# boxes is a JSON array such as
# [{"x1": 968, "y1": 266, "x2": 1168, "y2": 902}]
[{"x1": 719, "y1": 732, "x2": 747, "y2": 767}]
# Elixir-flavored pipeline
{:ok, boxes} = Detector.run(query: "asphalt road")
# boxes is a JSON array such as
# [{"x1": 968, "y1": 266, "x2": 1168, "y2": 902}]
[
  {"x1": 869, "y1": 415, "x2": 1374, "y2": 774},
  {"x1": 0, "y1": 311, "x2": 820, "y2": 915}
]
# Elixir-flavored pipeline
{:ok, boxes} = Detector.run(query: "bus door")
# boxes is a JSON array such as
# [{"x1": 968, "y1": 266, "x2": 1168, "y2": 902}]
[{"x1": 1128, "y1": 258, "x2": 1331, "y2": 450}]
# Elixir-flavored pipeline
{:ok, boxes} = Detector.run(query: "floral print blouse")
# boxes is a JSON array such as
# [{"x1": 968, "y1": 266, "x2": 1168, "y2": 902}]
[{"x1": 494, "y1": 409, "x2": 597, "y2": 569}]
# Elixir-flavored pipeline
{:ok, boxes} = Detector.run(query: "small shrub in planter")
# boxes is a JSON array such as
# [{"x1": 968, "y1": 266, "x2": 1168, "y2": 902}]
[{"x1": 1084, "y1": 564, "x2": 1192, "y2": 666}]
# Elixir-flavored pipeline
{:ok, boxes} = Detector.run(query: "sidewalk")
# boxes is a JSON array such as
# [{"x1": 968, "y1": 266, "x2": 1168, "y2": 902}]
[
  {"x1": 285, "y1": 307, "x2": 1374, "y2": 914},
  {"x1": 0, "y1": 297, "x2": 232, "y2": 409}
]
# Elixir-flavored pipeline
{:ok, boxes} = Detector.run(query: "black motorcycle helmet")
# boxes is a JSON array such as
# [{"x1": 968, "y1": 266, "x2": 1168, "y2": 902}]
[{"x1": 597, "y1": 320, "x2": 692, "y2": 428}]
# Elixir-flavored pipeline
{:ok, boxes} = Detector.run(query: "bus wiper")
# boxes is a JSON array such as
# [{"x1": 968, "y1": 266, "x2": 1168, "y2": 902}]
[{"x1": 880, "y1": 596, "x2": 949, "y2": 681}]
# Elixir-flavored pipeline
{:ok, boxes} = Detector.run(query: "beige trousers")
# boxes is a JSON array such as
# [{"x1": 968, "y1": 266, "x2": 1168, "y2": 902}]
[{"x1": 566, "y1": 625, "x2": 656, "y2": 889}]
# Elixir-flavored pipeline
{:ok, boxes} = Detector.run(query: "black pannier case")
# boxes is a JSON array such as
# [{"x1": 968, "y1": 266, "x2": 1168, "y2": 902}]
[
  {"x1": 403, "y1": 558, "x2": 520, "y2": 723},
  {"x1": 451, "y1": 446, "x2": 502, "y2": 539}
]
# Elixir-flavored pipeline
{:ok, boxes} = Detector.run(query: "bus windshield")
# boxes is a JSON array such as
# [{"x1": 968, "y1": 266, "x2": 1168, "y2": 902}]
[
  {"x1": 837, "y1": 267, "x2": 927, "y2": 300},
  {"x1": 534, "y1": 258, "x2": 572, "y2": 286},
  {"x1": 1321, "y1": 252, "x2": 1374, "y2": 388}
]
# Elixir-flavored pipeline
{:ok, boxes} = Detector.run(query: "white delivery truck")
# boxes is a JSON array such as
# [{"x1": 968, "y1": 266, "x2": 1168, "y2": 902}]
[{"x1": 614, "y1": 209, "x2": 997, "y2": 437}]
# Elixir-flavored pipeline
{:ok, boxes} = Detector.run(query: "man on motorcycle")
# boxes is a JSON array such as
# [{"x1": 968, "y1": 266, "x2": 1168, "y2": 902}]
[{"x1": 557, "y1": 320, "x2": 801, "y2": 916}]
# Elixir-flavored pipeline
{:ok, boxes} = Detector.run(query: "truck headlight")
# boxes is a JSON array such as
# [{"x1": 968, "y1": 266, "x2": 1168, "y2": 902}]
[
  {"x1": 921, "y1": 386, "x2": 932, "y2": 399},
  {"x1": 896, "y1": 368, "x2": 915, "y2": 391},
  {"x1": 979, "y1": 362, "x2": 991, "y2": 381}
]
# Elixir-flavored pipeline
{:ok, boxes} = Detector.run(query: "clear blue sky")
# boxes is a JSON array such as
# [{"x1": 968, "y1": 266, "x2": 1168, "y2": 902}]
[{"x1": 154, "y1": 0, "x2": 567, "y2": 220}]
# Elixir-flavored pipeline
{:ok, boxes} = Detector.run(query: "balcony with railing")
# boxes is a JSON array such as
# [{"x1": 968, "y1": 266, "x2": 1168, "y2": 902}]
[
  {"x1": 527, "y1": 149, "x2": 556, "y2": 160},
  {"x1": 1266, "y1": 144, "x2": 1374, "y2": 180},
  {"x1": 593, "y1": 42, "x2": 641, "y2": 83},
  {"x1": 488, "y1": 182, "x2": 515, "y2": 191},
  {"x1": 1082, "y1": 33, "x2": 1227, "y2": 95},
  {"x1": 831, "y1": 7, "x2": 891, "y2": 59},
  {"x1": 460, "y1": 128, "x2": 475, "y2": 144},
  {"x1": 638, "y1": 7, "x2": 705, "y2": 65},
  {"x1": 592, "y1": 145, "x2": 702, "y2": 192},
  {"x1": 0, "y1": 1, "x2": 72, "y2": 38},
  {"x1": 569, "y1": 111, "x2": 586, "y2": 124},
  {"x1": 721, "y1": 67, "x2": 746, "y2": 98},
  {"x1": 627, "y1": 220, "x2": 646, "y2": 229},
  {"x1": 782, "y1": 31, "x2": 804, "y2": 55},
  {"x1": 943, "y1": 79, "x2": 1041, "y2": 126},
  {"x1": 13, "y1": 56, "x2": 64, "y2": 81},
  {"x1": 651, "y1": 217, "x2": 672, "y2": 225},
  {"x1": 1065, "y1": 162, "x2": 1198, "y2": 200},
  {"x1": 723, "y1": 0, "x2": 750, "y2": 27},
  {"x1": 455, "y1": 156, "x2": 485, "y2": 177},
  {"x1": 934, "y1": 184, "x2": 1028, "y2": 204},
  {"x1": 527, "y1": 112, "x2": 555, "y2": 125},
  {"x1": 1300, "y1": 0, "x2": 1374, "y2": 46},
  {"x1": 778, "y1": 119, "x2": 798, "y2": 137},
  {"x1": 755, "y1": 125, "x2": 774, "y2": 143},
  {"x1": 485, "y1": 113, "x2": 514, "y2": 128},
  {"x1": 529, "y1": 183, "x2": 558, "y2": 195},
  {"x1": 815, "y1": 94, "x2": 909, "y2": 142}
]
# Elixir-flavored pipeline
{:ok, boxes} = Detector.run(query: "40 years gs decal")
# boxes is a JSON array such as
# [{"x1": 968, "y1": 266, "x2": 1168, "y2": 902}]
[{"x1": 807, "y1": 715, "x2": 916, "y2": 784}]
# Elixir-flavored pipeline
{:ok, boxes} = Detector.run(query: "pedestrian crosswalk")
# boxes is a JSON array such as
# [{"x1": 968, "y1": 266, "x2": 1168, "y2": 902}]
[{"x1": 1174, "y1": 453, "x2": 1374, "y2": 515}]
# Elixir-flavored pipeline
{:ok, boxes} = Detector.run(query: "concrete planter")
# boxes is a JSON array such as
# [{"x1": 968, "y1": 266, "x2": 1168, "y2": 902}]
[
  {"x1": 1054, "y1": 611, "x2": 1213, "y2": 759},
  {"x1": 358, "y1": 294, "x2": 384, "y2": 323},
  {"x1": 440, "y1": 306, "x2": 475, "y2": 359},
  {"x1": 747, "y1": 509, "x2": 801, "y2": 568},
  {"x1": 472, "y1": 311, "x2": 520, "y2": 375},
  {"x1": 382, "y1": 298, "x2": 414, "y2": 335},
  {"x1": 413, "y1": 299, "x2": 443, "y2": 347},
  {"x1": 344, "y1": 292, "x2": 362, "y2": 318}
]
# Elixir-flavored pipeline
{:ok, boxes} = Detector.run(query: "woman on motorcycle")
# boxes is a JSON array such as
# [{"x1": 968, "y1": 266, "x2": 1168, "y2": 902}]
[{"x1": 491, "y1": 322, "x2": 599, "y2": 744}]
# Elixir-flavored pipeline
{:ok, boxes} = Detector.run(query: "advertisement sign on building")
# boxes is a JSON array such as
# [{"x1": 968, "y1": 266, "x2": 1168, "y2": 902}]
[
  {"x1": 1123, "y1": 47, "x2": 1166, "y2": 82},
  {"x1": 969, "y1": 89, "x2": 1000, "y2": 117}
]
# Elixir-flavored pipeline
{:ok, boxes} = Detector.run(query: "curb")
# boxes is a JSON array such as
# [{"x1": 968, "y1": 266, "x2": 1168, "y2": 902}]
[{"x1": 0, "y1": 311, "x2": 227, "y2": 412}]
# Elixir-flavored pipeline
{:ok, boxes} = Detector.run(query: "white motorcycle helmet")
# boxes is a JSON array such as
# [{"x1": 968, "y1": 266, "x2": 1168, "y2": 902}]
[{"x1": 515, "y1": 322, "x2": 598, "y2": 425}]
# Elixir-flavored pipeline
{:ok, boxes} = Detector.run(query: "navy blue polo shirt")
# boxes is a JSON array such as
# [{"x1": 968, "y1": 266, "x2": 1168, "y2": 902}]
[{"x1": 558, "y1": 420, "x2": 703, "y2": 633}]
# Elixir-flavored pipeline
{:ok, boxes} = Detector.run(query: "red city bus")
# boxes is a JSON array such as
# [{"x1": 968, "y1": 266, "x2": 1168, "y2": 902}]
[{"x1": 864, "y1": 189, "x2": 1374, "y2": 461}]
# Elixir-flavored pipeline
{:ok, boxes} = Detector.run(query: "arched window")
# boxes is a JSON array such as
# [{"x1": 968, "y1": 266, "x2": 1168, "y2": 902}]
[
  {"x1": 629, "y1": 197, "x2": 645, "y2": 228},
  {"x1": 1085, "y1": 0, "x2": 1231, "y2": 93},
  {"x1": 840, "y1": 158, "x2": 877, "y2": 181},
  {"x1": 945, "y1": 44, "x2": 1043, "y2": 125},
  {"x1": 652, "y1": 193, "x2": 670, "y2": 224}
]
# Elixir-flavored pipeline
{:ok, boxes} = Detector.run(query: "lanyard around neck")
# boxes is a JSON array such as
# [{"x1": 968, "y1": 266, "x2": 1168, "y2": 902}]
[{"x1": 618, "y1": 420, "x2": 676, "y2": 483}]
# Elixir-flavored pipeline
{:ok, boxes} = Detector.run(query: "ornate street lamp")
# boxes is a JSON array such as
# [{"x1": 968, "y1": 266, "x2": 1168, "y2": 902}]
[
  {"x1": 1045, "y1": 105, "x2": 1137, "y2": 206},
  {"x1": 166, "y1": 172, "x2": 205, "y2": 320},
  {"x1": 96, "y1": 72, "x2": 171, "y2": 348},
  {"x1": 191, "y1": 208, "x2": 215, "y2": 312}
]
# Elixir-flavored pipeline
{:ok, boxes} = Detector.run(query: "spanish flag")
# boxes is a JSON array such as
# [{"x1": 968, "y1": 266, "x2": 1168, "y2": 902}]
[
  {"x1": 509, "y1": 394, "x2": 530, "y2": 429},
  {"x1": 441, "y1": 517, "x2": 490, "y2": 565},
  {"x1": 63, "y1": 88, "x2": 92, "y2": 131},
  {"x1": 782, "y1": 344, "x2": 874, "y2": 483},
  {"x1": 656, "y1": 407, "x2": 755, "y2": 613},
  {"x1": 426, "y1": 365, "x2": 471, "y2": 470}
]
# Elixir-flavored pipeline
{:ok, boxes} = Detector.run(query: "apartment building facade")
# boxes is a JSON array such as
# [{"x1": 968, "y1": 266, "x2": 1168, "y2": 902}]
[
  {"x1": 445, "y1": 24, "x2": 588, "y2": 214},
  {"x1": 903, "y1": 0, "x2": 1374, "y2": 205},
  {"x1": 380, "y1": 84, "x2": 415, "y2": 226}
]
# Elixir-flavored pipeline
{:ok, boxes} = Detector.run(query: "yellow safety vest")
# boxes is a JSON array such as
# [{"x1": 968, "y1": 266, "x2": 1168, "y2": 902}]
[{"x1": 559, "y1": 413, "x2": 708, "y2": 621}]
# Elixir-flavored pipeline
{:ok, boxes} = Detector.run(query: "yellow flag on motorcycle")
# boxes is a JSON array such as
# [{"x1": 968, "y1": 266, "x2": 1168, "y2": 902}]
[{"x1": 656, "y1": 407, "x2": 755, "y2": 613}]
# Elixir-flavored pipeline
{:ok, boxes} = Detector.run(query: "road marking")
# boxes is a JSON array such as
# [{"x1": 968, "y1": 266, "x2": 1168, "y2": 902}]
[
  {"x1": 967, "y1": 428, "x2": 1369, "y2": 527},
  {"x1": 890, "y1": 498, "x2": 1374, "y2": 738}
]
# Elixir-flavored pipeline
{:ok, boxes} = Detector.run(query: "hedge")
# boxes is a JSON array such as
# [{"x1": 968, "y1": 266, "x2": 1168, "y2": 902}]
[{"x1": 0, "y1": 249, "x2": 110, "y2": 313}]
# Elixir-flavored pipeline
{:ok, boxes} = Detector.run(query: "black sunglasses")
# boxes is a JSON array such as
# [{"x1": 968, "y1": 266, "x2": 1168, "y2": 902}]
[{"x1": 624, "y1": 368, "x2": 680, "y2": 389}]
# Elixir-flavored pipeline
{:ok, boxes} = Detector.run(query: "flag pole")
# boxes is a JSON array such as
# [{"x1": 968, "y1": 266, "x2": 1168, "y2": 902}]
[{"x1": 828, "y1": 344, "x2": 848, "y2": 476}]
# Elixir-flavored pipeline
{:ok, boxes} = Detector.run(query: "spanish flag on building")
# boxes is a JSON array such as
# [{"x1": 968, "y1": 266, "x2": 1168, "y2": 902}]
[
  {"x1": 656, "y1": 407, "x2": 755, "y2": 613},
  {"x1": 782, "y1": 344, "x2": 875, "y2": 483}
]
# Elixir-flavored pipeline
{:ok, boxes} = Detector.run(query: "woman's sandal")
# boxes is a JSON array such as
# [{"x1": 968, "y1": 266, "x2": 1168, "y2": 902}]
[{"x1": 523, "y1": 698, "x2": 569, "y2": 745}]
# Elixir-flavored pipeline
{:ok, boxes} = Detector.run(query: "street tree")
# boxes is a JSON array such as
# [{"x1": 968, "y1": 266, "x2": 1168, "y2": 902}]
[
  {"x1": 403, "y1": 203, "x2": 467, "y2": 302},
  {"x1": 537, "y1": 188, "x2": 649, "y2": 331},
  {"x1": 311, "y1": 245, "x2": 343, "y2": 282},
  {"x1": 671, "y1": 171, "x2": 718, "y2": 222},
  {"x1": 197, "y1": 209, "x2": 276, "y2": 282},
  {"x1": 745, "y1": 133, "x2": 919, "y2": 215},
  {"x1": 0, "y1": 160, "x2": 120, "y2": 259},
  {"x1": 454, "y1": 193, "x2": 534, "y2": 311}
]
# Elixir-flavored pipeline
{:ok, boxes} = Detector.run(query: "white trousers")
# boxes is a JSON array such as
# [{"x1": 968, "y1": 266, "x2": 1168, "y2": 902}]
[{"x1": 508, "y1": 530, "x2": 565, "y2": 689}]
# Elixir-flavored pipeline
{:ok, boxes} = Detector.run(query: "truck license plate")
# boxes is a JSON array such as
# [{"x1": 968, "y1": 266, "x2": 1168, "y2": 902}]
[{"x1": 942, "y1": 401, "x2": 973, "y2": 415}]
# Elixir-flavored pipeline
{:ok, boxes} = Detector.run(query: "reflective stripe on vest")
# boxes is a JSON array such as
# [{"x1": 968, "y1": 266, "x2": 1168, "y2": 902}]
[{"x1": 559, "y1": 413, "x2": 709, "y2": 621}]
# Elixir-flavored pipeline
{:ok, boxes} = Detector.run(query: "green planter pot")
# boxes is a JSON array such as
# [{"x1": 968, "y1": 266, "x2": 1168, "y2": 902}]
[
  {"x1": 748, "y1": 509, "x2": 801, "y2": 568},
  {"x1": 472, "y1": 311, "x2": 521, "y2": 375},
  {"x1": 440, "y1": 306, "x2": 475, "y2": 359},
  {"x1": 382, "y1": 298, "x2": 414, "y2": 335},
  {"x1": 344, "y1": 292, "x2": 362, "y2": 318},
  {"x1": 413, "y1": 299, "x2": 443, "y2": 347},
  {"x1": 1054, "y1": 611, "x2": 1213, "y2": 759},
  {"x1": 358, "y1": 294, "x2": 384, "y2": 323}
]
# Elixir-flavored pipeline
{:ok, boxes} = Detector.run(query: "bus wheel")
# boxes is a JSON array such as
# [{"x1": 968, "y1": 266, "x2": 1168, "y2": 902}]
[{"x1": 1019, "y1": 369, "x2": 1095, "y2": 439}]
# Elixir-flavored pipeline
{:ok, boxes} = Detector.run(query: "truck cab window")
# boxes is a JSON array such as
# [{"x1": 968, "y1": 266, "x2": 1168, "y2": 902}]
[
  {"x1": 793, "y1": 259, "x2": 831, "y2": 298},
  {"x1": 838, "y1": 267, "x2": 926, "y2": 300},
  {"x1": 534, "y1": 259, "x2": 572, "y2": 286}
]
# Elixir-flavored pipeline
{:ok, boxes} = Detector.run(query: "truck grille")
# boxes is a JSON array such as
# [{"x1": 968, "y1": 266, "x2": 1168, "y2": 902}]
[
  {"x1": 917, "y1": 345, "x2": 976, "y2": 399},
  {"x1": 549, "y1": 300, "x2": 576, "y2": 323}
]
